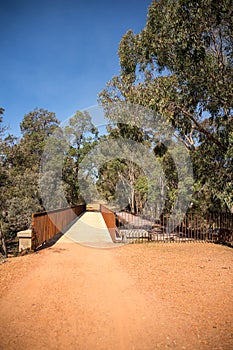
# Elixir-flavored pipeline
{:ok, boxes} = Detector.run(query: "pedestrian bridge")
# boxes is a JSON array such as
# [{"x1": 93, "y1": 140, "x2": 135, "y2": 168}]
[
  {"x1": 17, "y1": 203, "x2": 233, "y2": 252},
  {"x1": 18, "y1": 204, "x2": 124, "y2": 251}
]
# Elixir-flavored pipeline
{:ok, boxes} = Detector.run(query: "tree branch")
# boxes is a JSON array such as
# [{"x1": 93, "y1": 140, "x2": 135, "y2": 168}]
[{"x1": 173, "y1": 105, "x2": 227, "y2": 152}]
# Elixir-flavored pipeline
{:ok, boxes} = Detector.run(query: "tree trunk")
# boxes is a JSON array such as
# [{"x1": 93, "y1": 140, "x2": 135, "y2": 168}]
[
  {"x1": 0, "y1": 224, "x2": 8, "y2": 258},
  {"x1": 131, "y1": 187, "x2": 135, "y2": 214},
  {"x1": 128, "y1": 161, "x2": 136, "y2": 214}
]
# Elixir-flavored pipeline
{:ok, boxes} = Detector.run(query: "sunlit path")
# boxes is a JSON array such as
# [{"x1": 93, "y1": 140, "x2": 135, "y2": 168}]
[{"x1": 59, "y1": 212, "x2": 117, "y2": 248}]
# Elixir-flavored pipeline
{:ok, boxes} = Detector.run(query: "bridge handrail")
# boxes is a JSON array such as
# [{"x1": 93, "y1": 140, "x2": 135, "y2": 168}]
[
  {"x1": 100, "y1": 204, "x2": 121, "y2": 243},
  {"x1": 32, "y1": 204, "x2": 86, "y2": 249}
]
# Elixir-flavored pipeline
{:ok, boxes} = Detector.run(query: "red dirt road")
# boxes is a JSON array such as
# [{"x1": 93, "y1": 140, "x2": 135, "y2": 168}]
[{"x1": 0, "y1": 242, "x2": 232, "y2": 350}]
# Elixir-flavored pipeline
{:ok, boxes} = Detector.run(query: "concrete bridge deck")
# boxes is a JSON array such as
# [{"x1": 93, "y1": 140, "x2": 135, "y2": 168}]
[{"x1": 59, "y1": 212, "x2": 119, "y2": 248}]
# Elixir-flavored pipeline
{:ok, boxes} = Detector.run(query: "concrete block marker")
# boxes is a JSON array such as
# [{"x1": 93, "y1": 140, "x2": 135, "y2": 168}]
[{"x1": 17, "y1": 229, "x2": 33, "y2": 252}]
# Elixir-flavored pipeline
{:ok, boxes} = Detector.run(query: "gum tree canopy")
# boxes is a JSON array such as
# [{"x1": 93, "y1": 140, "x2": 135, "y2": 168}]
[{"x1": 99, "y1": 0, "x2": 233, "y2": 212}]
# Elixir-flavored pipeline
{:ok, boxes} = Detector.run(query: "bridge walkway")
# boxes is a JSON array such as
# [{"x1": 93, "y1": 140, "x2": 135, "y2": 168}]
[{"x1": 59, "y1": 211, "x2": 120, "y2": 248}]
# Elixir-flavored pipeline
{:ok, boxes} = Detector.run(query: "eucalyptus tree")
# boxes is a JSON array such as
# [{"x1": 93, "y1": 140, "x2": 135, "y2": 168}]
[
  {"x1": 63, "y1": 110, "x2": 99, "y2": 204},
  {"x1": 4, "y1": 108, "x2": 61, "y2": 236},
  {"x1": 99, "y1": 0, "x2": 233, "y2": 213}
]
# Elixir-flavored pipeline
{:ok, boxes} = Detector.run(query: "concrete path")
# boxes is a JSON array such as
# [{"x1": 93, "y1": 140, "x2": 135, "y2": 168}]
[{"x1": 59, "y1": 212, "x2": 116, "y2": 248}]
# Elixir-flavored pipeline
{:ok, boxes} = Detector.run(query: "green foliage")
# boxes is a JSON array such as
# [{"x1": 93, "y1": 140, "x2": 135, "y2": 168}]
[
  {"x1": 1, "y1": 108, "x2": 61, "y2": 239},
  {"x1": 0, "y1": 107, "x2": 101, "y2": 242},
  {"x1": 99, "y1": 0, "x2": 233, "y2": 214},
  {"x1": 62, "y1": 110, "x2": 98, "y2": 204},
  {"x1": 20, "y1": 108, "x2": 60, "y2": 166}
]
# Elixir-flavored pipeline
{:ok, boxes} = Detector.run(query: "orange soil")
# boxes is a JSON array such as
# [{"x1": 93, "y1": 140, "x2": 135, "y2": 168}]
[{"x1": 0, "y1": 242, "x2": 232, "y2": 350}]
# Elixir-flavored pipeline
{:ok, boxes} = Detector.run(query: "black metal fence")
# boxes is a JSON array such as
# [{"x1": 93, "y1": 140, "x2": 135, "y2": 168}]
[{"x1": 116, "y1": 211, "x2": 233, "y2": 245}]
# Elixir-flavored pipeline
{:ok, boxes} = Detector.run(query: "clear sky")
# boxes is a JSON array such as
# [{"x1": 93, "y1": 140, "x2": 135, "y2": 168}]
[{"x1": 1, "y1": 0, "x2": 152, "y2": 136}]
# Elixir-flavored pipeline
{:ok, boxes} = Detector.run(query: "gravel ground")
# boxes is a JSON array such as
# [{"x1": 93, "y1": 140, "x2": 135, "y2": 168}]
[{"x1": 0, "y1": 241, "x2": 232, "y2": 350}]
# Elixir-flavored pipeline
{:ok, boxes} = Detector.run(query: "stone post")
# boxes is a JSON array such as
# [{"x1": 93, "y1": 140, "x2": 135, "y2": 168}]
[{"x1": 17, "y1": 229, "x2": 33, "y2": 252}]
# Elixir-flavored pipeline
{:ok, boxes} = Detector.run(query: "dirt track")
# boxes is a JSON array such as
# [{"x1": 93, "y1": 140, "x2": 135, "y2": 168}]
[{"x1": 0, "y1": 242, "x2": 232, "y2": 349}]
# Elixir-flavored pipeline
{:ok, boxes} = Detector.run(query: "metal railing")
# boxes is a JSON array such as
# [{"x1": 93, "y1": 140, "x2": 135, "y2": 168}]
[
  {"x1": 100, "y1": 204, "x2": 122, "y2": 243},
  {"x1": 32, "y1": 204, "x2": 86, "y2": 249},
  {"x1": 116, "y1": 211, "x2": 233, "y2": 245}
]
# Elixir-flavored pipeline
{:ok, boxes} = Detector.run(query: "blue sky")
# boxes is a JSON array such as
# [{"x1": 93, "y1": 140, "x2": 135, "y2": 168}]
[{"x1": 1, "y1": 0, "x2": 152, "y2": 136}]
